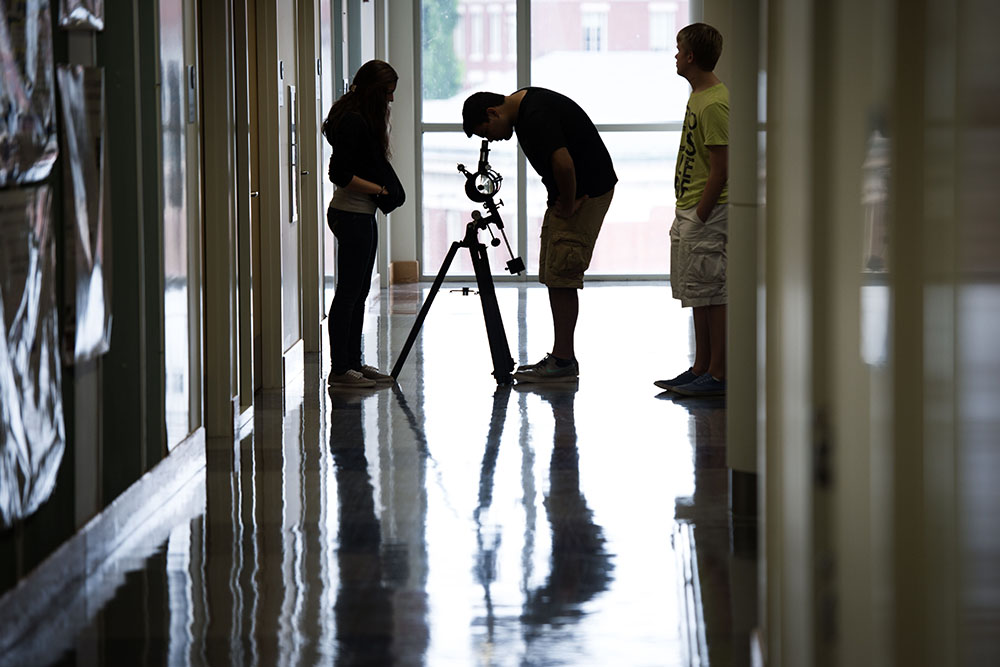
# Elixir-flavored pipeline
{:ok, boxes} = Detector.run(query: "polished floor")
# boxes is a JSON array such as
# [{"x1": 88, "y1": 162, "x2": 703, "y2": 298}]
[{"x1": 16, "y1": 283, "x2": 757, "y2": 666}]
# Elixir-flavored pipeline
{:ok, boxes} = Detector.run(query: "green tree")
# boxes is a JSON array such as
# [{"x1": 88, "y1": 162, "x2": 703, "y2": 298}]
[{"x1": 422, "y1": 0, "x2": 462, "y2": 99}]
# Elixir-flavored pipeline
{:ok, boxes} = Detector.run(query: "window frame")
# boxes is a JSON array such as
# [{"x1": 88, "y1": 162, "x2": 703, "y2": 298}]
[{"x1": 417, "y1": 0, "x2": 688, "y2": 282}]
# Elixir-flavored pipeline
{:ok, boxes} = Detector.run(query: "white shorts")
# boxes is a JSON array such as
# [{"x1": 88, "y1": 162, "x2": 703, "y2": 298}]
[{"x1": 669, "y1": 203, "x2": 728, "y2": 308}]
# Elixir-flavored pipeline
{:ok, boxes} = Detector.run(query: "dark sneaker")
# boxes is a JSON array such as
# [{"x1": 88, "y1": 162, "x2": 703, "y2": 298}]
[
  {"x1": 516, "y1": 357, "x2": 542, "y2": 372},
  {"x1": 328, "y1": 369, "x2": 376, "y2": 388},
  {"x1": 358, "y1": 364, "x2": 394, "y2": 384},
  {"x1": 671, "y1": 374, "x2": 726, "y2": 397},
  {"x1": 653, "y1": 368, "x2": 701, "y2": 392},
  {"x1": 518, "y1": 353, "x2": 581, "y2": 375},
  {"x1": 513, "y1": 355, "x2": 579, "y2": 383}
]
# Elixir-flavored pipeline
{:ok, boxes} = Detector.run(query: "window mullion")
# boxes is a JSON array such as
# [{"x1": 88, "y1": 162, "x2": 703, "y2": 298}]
[{"x1": 516, "y1": 0, "x2": 531, "y2": 279}]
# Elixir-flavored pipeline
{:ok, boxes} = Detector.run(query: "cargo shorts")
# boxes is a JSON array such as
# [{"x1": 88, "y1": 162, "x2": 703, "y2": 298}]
[
  {"x1": 538, "y1": 188, "x2": 614, "y2": 289},
  {"x1": 669, "y1": 203, "x2": 728, "y2": 308}
]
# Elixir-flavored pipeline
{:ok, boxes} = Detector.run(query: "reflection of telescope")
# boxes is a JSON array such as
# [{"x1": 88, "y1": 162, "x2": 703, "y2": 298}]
[{"x1": 390, "y1": 140, "x2": 522, "y2": 384}]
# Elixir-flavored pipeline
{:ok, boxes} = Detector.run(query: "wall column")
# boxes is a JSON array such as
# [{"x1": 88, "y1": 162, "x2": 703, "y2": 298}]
[
  {"x1": 381, "y1": 0, "x2": 419, "y2": 282},
  {"x1": 201, "y1": 0, "x2": 240, "y2": 436}
]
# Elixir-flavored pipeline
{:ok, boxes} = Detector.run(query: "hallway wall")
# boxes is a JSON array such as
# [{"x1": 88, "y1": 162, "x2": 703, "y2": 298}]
[
  {"x1": 0, "y1": 0, "x2": 177, "y2": 596},
  {"x1": 1, "y1": 0, "x2": 334, "y2": 597},
  {"x1": 762, "y1": 0, "x2": 1000, "y2": 664}
]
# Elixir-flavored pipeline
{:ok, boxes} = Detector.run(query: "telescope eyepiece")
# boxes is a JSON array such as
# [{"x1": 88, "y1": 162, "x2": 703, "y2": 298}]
[{"x1": 478, "y1": 139, "x2": 490, "y2": 174}]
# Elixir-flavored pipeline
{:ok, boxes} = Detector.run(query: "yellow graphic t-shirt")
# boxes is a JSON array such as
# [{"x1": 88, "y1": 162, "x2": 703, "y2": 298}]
[{"x1": 674, "y1": 83, "x2": 729, "y2": 210}]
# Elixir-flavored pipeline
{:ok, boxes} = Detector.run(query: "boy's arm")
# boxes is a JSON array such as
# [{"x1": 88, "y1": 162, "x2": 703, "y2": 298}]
[
  {"x1": 696, "y1": 144, "x2": 728, "y2": 222},
  {"x1": 551, "y1": 147, "x2": 585, "y2": 217}
]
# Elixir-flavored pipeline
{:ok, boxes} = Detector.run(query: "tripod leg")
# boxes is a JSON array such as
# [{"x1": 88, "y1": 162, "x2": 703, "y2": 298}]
[
  {"x1": 390, "y1": 241, "x2": 461, "y2": 379},
  {"x1": 469, "y1": 242, "x2": 515, "y2": 384}
]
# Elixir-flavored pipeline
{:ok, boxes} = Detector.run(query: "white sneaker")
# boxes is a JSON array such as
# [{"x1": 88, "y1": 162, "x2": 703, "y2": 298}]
[
  {"x1": 358, "y1": 365, "x2": 394, "y2": 383},
  {"x1": 328, "y1": 369, "x2": 376, "y2": 388}
]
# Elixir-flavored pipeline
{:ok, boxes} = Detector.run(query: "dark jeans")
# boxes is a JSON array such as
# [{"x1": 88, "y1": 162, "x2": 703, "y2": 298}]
[{"x1": 328, "y1": 207, "x2": 378, "y2": 374}]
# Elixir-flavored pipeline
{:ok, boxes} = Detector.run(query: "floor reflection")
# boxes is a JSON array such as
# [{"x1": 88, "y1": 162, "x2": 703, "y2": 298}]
[
  {"x1": 515, "y1": 384, "x2": 613, "y2": 635},
  {"x1": 667, "y1": 393, "x2": 757, "y2": 667},
  {"x1": 10, "y1": 283, "x2": 756, "y2": 667},
  {"x1": 472, "y1": 386, "x2": 513, "y2": 641},
  {"x1": 329, "y1": 390, "x2": 398, "y2": 664}
]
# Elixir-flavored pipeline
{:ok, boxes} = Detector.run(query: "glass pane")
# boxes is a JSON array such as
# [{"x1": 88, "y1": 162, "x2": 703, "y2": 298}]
[
  {"x1": 525, "y1": 131, "x2": 677, "y2": 276},
  {"x1": 422, "y1": 133, "x2": 520, "y2": 276},
  {"x1": 422, "y1": 0, "x2": 517, "y2": 123},
  {"x1": 160, "y1": 0, "x2": 191, "y2": 447},
  {"x1": 530, "y1": 0, "x2": 692, "y2": 125}
]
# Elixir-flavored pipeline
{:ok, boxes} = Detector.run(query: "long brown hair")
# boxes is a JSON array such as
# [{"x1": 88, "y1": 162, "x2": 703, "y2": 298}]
[{"x1": 323, "y1": 59, "x2": 398, "y2": 158}]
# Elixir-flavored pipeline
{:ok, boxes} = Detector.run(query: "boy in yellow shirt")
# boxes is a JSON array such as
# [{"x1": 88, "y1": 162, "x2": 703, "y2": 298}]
[{"x1": 656, "y1": 23, "x2": 729, "y2": 397}]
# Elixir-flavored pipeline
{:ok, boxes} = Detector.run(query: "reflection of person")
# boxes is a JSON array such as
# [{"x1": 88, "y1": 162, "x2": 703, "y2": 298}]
[
  {"x1": 656, "y1": 23, "x2": 730, "y2": 398},
  {"x1": 517, "y1": 386, "x2": 613, "y2": 629},
  {"x1": 667, "y1": 393, "x2": 751, "y2": 667},
  {"x1": 463, "y1": 88, "x2": 617, "y2": 383},
  {"x1": 328, "y1": 393, "x2": 394, "y2": 663},
  {"x1": 323, "y1": 60, "x2": 401, "y2": 388}
]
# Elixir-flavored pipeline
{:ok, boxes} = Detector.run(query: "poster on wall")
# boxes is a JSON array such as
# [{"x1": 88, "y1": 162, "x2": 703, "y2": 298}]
[
  {"x1": 58, "y1": 65, "x2": 111, "y2": 362},
  {"x1": 0, "y1": 0, "x2": 58, "y2": 187},
  {"x1": 0, "y1": 185, "x2": 65, "y2": 529},
  {"x1": 58, "y1": 0, "x2": 103, "y2": 30}
]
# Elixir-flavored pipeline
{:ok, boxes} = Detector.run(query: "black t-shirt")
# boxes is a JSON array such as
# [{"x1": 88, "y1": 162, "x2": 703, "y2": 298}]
[{"x1": 514, "y1": 87, "x2": 617, "y2": 206}]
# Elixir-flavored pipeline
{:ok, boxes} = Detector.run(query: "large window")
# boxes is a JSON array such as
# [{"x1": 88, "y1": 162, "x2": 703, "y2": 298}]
[{"x1": 421, "y1": 0, "x2": 692, "y2": 279}]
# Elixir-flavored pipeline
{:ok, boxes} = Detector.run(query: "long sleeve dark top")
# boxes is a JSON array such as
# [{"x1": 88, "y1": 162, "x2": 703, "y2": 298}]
[{"x1": 325, "y1": 111, "x2": 384, "y2": 188}]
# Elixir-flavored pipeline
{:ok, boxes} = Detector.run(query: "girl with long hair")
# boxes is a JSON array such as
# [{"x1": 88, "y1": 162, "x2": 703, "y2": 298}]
[{"x1": 323, "y1": 59, "x2": 401, "y2": 388}]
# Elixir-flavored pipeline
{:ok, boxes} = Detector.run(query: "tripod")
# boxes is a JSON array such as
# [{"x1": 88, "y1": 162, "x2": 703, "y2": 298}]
[{"x1": 390, "y1": 141, "x2": 524, "y2": 384}]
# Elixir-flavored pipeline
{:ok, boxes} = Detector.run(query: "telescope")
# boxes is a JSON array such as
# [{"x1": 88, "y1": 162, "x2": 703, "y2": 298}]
[
  {"x1": 457, "y1": 140, "x2": 525, "y2": 275},
  {"x1": 461, "y1": 139, "x2": 501, "y2": 201},
  {"x1": 390, "y1": 140, "x2": 523, "y2": 384}
]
